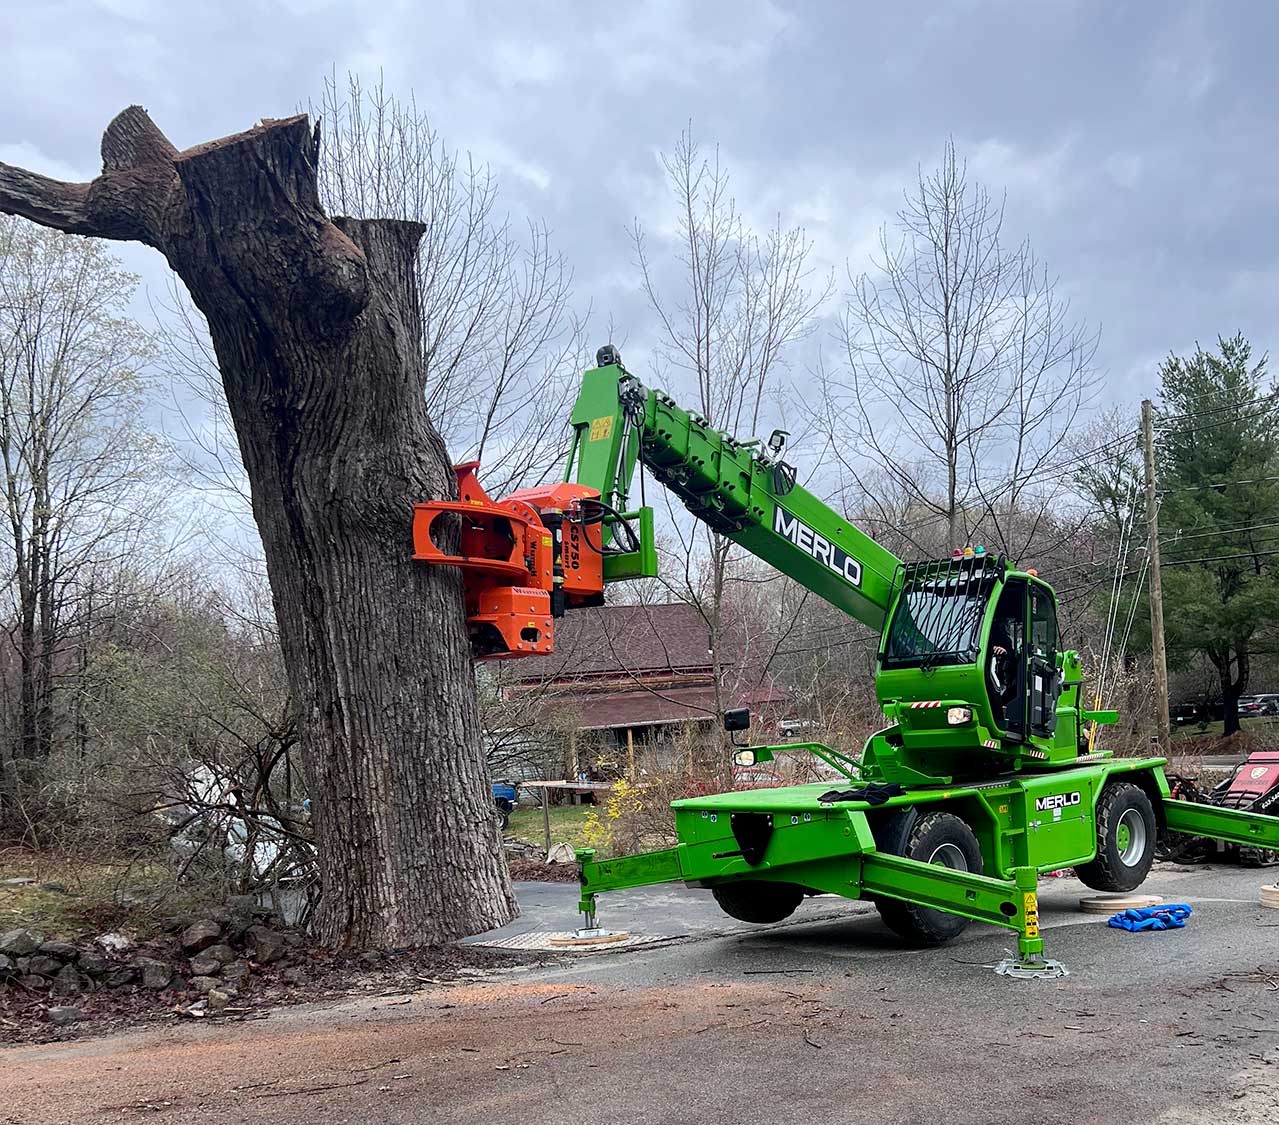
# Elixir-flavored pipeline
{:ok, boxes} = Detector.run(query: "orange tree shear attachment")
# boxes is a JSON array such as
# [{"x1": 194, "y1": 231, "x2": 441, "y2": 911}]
[{"x1": 412, "y1": 462, "x2": 604, "y2": 659}]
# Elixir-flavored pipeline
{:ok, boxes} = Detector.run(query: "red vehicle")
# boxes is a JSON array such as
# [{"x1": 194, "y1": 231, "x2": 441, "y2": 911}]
[{"x1": 1163, "y1": 750, "x2": 1279, "y2": 865}]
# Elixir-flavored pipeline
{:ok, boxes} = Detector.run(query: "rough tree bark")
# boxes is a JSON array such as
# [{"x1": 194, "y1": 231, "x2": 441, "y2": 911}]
[{"x1": 0, "y1": 108, "x2": 517, "y2": 946}]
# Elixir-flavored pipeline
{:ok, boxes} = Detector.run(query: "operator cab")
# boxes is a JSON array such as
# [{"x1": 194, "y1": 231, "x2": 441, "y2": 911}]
[{"x1": 880, "y1": 549, "x2": 1062, "y2": 746}]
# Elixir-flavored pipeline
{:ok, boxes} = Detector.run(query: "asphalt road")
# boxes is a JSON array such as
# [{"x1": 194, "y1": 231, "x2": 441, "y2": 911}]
[{"x1": 4, "y1": 864, "x2": 1278, "y2": 1125}]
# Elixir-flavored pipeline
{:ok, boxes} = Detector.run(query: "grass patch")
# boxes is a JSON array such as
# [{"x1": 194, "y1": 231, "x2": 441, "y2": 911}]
[
  {"x1": 0, "y1": 848, "x2": 202, "y2": 941},
  {"x1": 507, "y1": 803, "x2": 594, "y2": 850},
  {"x1": 1170, "y1": 716, "x2": 1279, "y2": 741}
]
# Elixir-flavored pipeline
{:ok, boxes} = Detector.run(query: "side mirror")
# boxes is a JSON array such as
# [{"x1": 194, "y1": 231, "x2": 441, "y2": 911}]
[
  {"x1": 723, "y1": 707, "x2": 750, "y2": 733},
  {"x1": 733, "y1": 749, "x2": 757, "y2": 768}
]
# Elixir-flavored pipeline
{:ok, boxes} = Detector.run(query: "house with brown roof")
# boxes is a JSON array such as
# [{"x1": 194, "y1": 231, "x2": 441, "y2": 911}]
[{"x1": 499, "y1": 602, "x2": 788, "y2": 778}]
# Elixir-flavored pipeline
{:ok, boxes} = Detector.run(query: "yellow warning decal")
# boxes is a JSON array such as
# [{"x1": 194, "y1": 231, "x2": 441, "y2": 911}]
[
  {"x1": 541, "y1": 535, "x2": 553, "y2": 547},
  {"x1": 1023, "y1": 891, "x2": 1040, "y2": 938},
  {"x1": 589, "y1": 416, "x2": 614, "y2": 441}
]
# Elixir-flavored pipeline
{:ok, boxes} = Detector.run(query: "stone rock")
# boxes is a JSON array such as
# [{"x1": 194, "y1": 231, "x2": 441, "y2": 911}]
[
  {"x1": 78, "y1": 953, "x2": 111, "y2": 977},
  {"x1": 226, "y1": 894, "x2": 257, "y2": 915},
  {"x1": 136, "y1": 957, "x2": 177, "y2": 990},
  {"x1": 191, "y1": 975, "x2": 220, "y2": 994},
  {"x1": 18, "y1": 975, "x2": 48, "y2": 989},
  {"x1": 159, "y1": 914, "x2": 194, "y2": 935},
  {"x1": 546, "y1": 841, "x2": 577, "y2": 864},
  {"x1": 38, "y1": 940, "x2": 79, "y2": 961},
  {"x1": 2, "y1": 876, "x2": 34, "y2": 886},
  {"x1": 0, "y1": 953, "x2": 14, "y2": 977},
  {"x1": 280, "y1": 966, "x2": 307, "y2": 987},
  {"x1": 207, "y1": 989, "x2": 232, "y2": 1012},
  {"x1": 95, "y1": 932, "x2": 135, "y2": 956},
  {"x1": 189, "y1": 954, "x2": 222, "y2": 977},
  {"x1": 248, "y1": 925, "x2": 286, "y2": 965},
  {"x1": 50, "y1": 964, "x2": 90, "y2": 996},
  {"x1": 46, "y1": 1005, "x2": 83, "y2": 1026},
  {"x1": 38, "y1": 881, "x2": 68, "y2": 894},
  {"x1": 181, "y1": 920, "x2": 222, "y2": 953},
  {"x1": 221, "y1": 960, "x2": 251, "y2": 986},
  {"x1": 25, "y1": 954, "x2": 65, "y2": 978},
  {"x1": 202, "y1": 943, "x2": 237, "y2": 966},
  {"x1": 104, "y1": 966, "x2": 139, "y2": 988},
  {"x1": 0, "y1": 928, "x2": 42, "y2": 957}
]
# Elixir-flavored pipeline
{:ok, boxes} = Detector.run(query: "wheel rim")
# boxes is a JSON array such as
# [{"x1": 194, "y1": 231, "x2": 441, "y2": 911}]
[
  {"x1": 927, "y1": 842, "x2": 969, "y2": 871},
  {"x1": 1116, "y1": 809, "x2": 1147, "y2": 865}
]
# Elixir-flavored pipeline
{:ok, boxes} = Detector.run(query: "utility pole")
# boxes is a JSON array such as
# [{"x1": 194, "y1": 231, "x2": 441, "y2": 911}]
[{"x1": 1141, "y1": 399, "x2": 1172, "y2": 749}]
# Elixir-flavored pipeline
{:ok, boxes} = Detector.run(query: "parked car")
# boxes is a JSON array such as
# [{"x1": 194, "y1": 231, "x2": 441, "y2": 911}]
[
  {"x1": 1239, "y1": 694, "x2": 1279, "y2": 717},
  {"x1": 1170, "y1": 702, "x2": 1206, "y2": 728}
]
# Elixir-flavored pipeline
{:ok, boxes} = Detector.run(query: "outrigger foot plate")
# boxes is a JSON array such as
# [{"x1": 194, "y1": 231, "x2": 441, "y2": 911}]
[
  {"x1": 549, "y1": 927, "x2": 631, "y2": 948},
  {"x1": 995, "y1": 956, "x2": 1069, "y2": 980}
]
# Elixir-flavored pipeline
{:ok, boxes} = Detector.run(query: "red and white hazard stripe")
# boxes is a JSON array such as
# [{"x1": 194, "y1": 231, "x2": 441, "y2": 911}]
[{"x1": 908, "y1": 700, "x2": 944, "y2": 709}]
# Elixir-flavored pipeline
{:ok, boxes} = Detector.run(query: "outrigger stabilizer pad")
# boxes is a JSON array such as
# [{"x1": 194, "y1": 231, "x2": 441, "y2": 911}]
[
  {"x1": 1078, "y1": 893, "x2": 1163, "y2": 915},
  {"x1": 995, "y1": 956, "x2": 1069, "y2": 980},
  {"x1": 549, "y1": 928, "x2": 631, "y2": 948},
  {"x1": 1261, "y1": 884, "x2": 1279, "y2": 910}
]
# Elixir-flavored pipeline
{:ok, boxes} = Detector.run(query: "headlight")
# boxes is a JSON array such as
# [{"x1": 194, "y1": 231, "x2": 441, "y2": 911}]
[{"x1": 947, "y1": 707, "x2": 973, "y2": 725}]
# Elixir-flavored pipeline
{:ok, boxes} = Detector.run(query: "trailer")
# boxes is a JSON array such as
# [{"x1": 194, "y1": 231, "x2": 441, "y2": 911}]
[{"x1": 414, "y1": 346, "x2": 1279, "y2": 976}]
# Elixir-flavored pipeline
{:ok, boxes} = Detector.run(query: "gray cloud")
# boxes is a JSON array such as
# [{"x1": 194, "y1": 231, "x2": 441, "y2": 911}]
[{"x1": 5, "y1": 0, "x2": 1278, "y2": 423}]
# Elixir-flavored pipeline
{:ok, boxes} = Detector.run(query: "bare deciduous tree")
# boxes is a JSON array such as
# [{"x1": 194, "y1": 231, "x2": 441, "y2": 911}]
[
  {"x1": 0, "y1": 216, "x2": 164, "y2": 836},
  {"x1": 823, "y1": 140, "x2": 1100, "y2": 558},
  {"x1": 634, "y1": 128, "x2": 832, "y2": 738},
  {"x1": 317, "y1": 72, "x2": 581, "y2": 497}
]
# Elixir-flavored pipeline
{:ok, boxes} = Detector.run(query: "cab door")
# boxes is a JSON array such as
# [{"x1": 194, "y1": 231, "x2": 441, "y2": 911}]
[{"x1": 1027, "y1": 582, "x2": 1062, "y2": 739}]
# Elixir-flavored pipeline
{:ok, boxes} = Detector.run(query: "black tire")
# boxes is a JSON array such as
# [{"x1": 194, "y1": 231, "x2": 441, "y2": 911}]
[
  {"x1": 495, "y1": 806, "x2": 510, "y2": 832},
  {"x1": 875, "y1": 812, "x2": 984, "y2": 945},
  {"x1": 1239, "y1": 847, "x2": 1279, "y2": 867},
  {"x1": 1075, "y1": 782, "x2": 1157, "y2": 892},
  {"x1": 712, "y1": 880, "x2": 805, "y2": 924}
]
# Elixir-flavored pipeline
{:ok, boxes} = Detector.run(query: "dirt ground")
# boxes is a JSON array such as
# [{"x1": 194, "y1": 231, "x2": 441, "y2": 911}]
[{"x1": 5, "y1": 865, "x2": 1278, "y2": 1124}]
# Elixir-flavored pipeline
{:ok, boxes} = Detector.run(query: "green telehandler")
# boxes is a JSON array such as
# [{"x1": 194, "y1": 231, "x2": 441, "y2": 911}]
[{"x1": 413, "y1": 346, "x2": 1279, "y2": 976}]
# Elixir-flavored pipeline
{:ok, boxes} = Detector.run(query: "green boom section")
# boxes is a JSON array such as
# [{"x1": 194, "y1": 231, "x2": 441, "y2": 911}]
[
  {"x1": 564, "y1": 362, "x2": 902, "y2": 632},
  {"x1": 1164, "y1": 797, "x2": 1279, "y2": 848}
]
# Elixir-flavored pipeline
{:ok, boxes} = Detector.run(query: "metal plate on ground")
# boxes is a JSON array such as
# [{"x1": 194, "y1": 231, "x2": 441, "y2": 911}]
[
  {"x1": 473, "y1": 930, "x2": 681, "y2": 953},
  {"x1": 1078, "y1": 893, "x2": 1164, "y2": 915}
]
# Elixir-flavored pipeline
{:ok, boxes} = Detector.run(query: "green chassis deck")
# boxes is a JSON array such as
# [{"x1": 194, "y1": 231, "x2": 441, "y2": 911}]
[{"x1": 574, "y1": 756, "x2": 1279, "y2": 969}]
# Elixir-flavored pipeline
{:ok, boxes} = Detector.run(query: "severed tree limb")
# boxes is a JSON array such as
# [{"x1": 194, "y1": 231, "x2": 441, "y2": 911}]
[{"x1": 0, "y1": 106, "x2": 373, "y2": 334}]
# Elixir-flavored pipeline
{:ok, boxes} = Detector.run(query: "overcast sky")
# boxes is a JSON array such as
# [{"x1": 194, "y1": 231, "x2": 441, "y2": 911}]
[{"x1": 4, "y1": 0, "x2": 1278, "y2": 426}]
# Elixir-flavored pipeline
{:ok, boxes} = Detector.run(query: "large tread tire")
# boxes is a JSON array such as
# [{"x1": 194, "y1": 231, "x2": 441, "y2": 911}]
[
  {"x1": 1075, "y1": 782, "x2": 1157, "y2": 892},
  {"x1": 712, "y1": 880, "x2": 805, "y2": 924},
  {"x1": 875, "y1": 811, "x2": 984, "y2": 945}
]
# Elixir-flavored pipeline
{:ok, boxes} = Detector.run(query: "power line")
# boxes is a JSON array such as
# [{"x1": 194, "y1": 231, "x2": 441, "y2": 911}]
[
  {"x1": 1161, "y1": 519, "x2": 1279, "y2": 544},
  {"x1": 1158, "y1": 474, "x2": 1279, "y2": 495},
  {"x1": 1155, "y1": 402, "x2": 1279, "y2": 439},
  {"x1": 1154, "y1": 393, "x2": 1273, "y2": 426},
  {"x1": 1162, "y1": 547, "x2": 1279, "y2": 568}
]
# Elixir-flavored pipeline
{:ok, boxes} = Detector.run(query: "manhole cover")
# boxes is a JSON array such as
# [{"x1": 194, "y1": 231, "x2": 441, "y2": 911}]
[{"x1": 473, "y1": 930, "x2": 680, "y2": 953}]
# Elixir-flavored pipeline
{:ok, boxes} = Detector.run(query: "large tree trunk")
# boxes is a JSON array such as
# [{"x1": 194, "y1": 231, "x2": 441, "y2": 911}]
[
  {"x1": 1209, "y1": 643, "x2": 1248, "y2": 738},
  {"x1": 0, "y1": 108, "x2": 517, "y2": 946}
]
